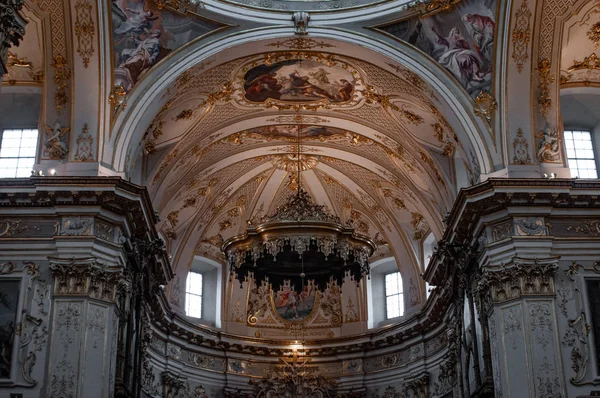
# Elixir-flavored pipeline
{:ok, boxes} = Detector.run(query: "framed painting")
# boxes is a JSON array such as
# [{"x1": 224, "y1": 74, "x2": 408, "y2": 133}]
[{"x1": 0, "y1": 280, "x2": 21, "y2": 381}]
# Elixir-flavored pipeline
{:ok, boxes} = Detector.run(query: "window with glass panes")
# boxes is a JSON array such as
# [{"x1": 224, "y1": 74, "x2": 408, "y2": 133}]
[
  {"x1": 0, "y1": 129, "x2": 38, "y2": 178},
  {"x1": 185, "y1": 271, "x2": 203, "y2": 318},
  {"x1": 564, "y1": 130, "x2": 598, "y2": 179},
  {"x1": 384, "y1": 272, "x2": 404, "y2": 319}
]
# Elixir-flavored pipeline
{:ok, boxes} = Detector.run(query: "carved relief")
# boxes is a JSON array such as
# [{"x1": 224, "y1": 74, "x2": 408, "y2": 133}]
[
  {"x1": 490, "y1": 221, "x2": 512, "y2": 242},
  {"x1": 87, "y1": 306, "x2": 106, "y2": 349},
  {"x1": 43, "y1": 123, "x2": 70, "y2": 160},
  {"x1": 74, "y1": 123, "x2": 94, "y2": 161},
  {"x1": 512, "y1": 128, "x2": 531, "y2": 164},
  {"x1": 60, "y1": 217, "x2": 92, "y2": 236},
  {"x1": 514, "y1": 217, "x2": 546, "y2": 236},
  {"x1": 503, "y1": 306, "x2": 522, "y2": 350},
  {"x1": 50, "y1": 303, "x2": 81, "y2": 397},
  {"x1": 535, "y1": 127, "x2": 561, "y2": 163},
  {"x1": 528, "y1": 302, "x2": 553, "y2": 349}
]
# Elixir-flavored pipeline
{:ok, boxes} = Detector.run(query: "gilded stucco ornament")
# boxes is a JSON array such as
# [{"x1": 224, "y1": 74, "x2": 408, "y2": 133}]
[
  {"x1": 568, "y1": 52, "x2": 600, "y2": 73},
  {"x1": 473, "y1": 91, "x2": 497, "y2": 121},
  {"x1": 74, "y1": 0, "x2": 94, "y2": 68},
  {"x1": 511, "y1": 0, "x2": 531, "y2": 73},
  {"x1": 108, "y1": 84, "x2": 127, "y2": 110},
  {"x1": 587, "y1": 21, "x2": 600, "y2": 47},
  {"x1": 51, "y1": 55, "x2": 71, "y2": 111},
  {"x1": 267, "y1": 38, "x2": 334, "y2": 50},
  {"x1": 536, "y1": 59, "x2": 554, "y2": 117}
]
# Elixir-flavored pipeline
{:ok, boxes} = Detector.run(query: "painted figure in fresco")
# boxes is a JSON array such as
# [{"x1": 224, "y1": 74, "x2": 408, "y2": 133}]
[
  {"x1": 244, "y1": 60, "x2": 355, "y2": 103},
  {"x1": 114, "y1": 7, "x2": 158, "y2": 37},
  {"x1": 431, "y1": 25, "x2": 484, "y2": 88},
  {"x1": 278, "y1": 289, "x2": 300, "y2": 319},
  {"x1": 309, "y1": 67, "x2": 331, "y2": 86},
  {"x1": 463, "y1": 14, "x2": 495, "y2": 70},
  {"x1": 336, "y1": 79, "x2": 353, "y2": 102},
  {"x1": 245, "y1": 72, "x2": 282, "y2": 102},
  {"x1": 118, "y1": 29, "x2": 162, "y2": 87}
]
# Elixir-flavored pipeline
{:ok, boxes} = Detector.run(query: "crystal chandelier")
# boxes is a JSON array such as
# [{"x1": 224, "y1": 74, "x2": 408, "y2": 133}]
[{"x1": 223, "y1": 120, "x2": 376, "y2": 292}]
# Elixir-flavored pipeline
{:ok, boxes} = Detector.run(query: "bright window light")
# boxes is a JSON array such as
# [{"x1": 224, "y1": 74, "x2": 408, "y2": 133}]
[
  {"x1": 186, "y1": 271, "x2": 203, "y2": 318},
  {"x1": 0, "y1": 129, "x2": 38, "y2": 178},
  {"x1": 564, "y1": 130, "x2": 598, "y2": 179},
  {"x1": 385, "y1": 272, "x2": 404, "y2": 319}
]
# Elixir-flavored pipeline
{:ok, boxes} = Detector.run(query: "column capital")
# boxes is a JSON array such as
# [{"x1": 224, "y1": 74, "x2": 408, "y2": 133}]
[
  {"x1": 476, "y1": 257, "x2": 559, "y2": 304},
  {"x1": 49, "y1": 257, "x2": 130, "y2": 303}
]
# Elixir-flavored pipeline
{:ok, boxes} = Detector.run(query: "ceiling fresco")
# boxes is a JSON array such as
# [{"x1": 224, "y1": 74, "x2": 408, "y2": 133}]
[
  {"x1": 377, "y1": 0, "x2": 497, "y2": 98},
  {"x1": 132, "y1": 48, "x2": 481, "y2": 283},
  {"x1": 111, "y1": 0, "x2": 223, "y2": 92},
  {"x1": 243, "y1": 59, "x2": 356, "y2": 103}
]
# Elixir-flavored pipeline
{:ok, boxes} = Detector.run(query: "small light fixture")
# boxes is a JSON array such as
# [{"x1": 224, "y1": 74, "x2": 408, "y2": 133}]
[{"x1": 49, "y1": 169, "x2": 56, "y2": 176}]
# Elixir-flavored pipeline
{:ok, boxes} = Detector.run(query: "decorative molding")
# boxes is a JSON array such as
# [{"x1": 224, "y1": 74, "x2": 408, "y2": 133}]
[
  {"x1": 267, "y1": 38, "x2": 334, "y2": 50},
  {"x1": 511, "y1": 0, "x2": 531, "y2": 73},
  {"x1": 536, "y1": 59, "x2": 554, "y2": 117},
  {"x1": 49, "y1": 257, "x2": 128, "y2": 302},
  {"x1": 155, "y1": 0, "x2": 203, "y2": 13},
  {"x1": 74, "y1": 0, "x2": 94, "y2": 68},
  {"x1": 512, "y1": 128, "x2": 531, "y2": 164},
  {"x1": 568, "y1": 52, "x2": 600, "y2": 72},
  {"x1": 74, "y1": 123, "x2": 94, "y2": 161},
  {"x1": 0, "y1": 219, "x2": 29, "y2": 237},
  {"x1": 477, "y1": 257, "x2": 558, "y2": 303}
]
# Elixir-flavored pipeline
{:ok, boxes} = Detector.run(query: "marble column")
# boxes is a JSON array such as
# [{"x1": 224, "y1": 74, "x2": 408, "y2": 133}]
[
  {"x1": 478, "y1": 257, "x2": 564, "y2": 398},
  {"x1": 46, "y1": 257, "x2": 130, "y2": 398}
]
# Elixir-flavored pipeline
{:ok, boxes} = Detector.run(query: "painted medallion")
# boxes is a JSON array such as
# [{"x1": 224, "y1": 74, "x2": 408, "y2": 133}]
[
  {"x1": 272, "y1": 281, "x2": 317, "y2": 322},
  {"x1": 243, "y1": 59, "x2": 355, "y2": 103}
]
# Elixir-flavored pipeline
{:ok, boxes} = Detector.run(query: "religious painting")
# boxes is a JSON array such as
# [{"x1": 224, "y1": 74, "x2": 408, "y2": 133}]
[
  {"x1": 0, "y1": 280, "x2": 20, "y2": 379},
  {"x1": 243, "y1": 59, "x2": 356, "y2": 103},
  {"x1": 111, "y1": 0, "x2": 220, "y2": 91},
  {"x1": 380, "y1": 0, "x2": 497, "y2": 97},
  {"x1": 272, "y1": 281, "x2": 316, "y2": 322},
  {"x1": 244, "y1": 125, "x2": 348, "y2": 140}
]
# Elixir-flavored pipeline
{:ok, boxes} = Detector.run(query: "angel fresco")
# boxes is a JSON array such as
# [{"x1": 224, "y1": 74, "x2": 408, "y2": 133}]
[
  {"x1": 381, "y1": 0, "x2": 496, "y2": 97},
  {"x1": 243, "y1": 60, "x2": 355, "y2": 104},
  {"x1": 111, "y1": 0, "x2": 219, "y2": 92}
]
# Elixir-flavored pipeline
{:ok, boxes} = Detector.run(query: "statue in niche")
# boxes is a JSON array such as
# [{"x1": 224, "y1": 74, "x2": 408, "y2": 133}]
[{"x1": 44, "y1": 122, "x2": 70, "y2": 160}]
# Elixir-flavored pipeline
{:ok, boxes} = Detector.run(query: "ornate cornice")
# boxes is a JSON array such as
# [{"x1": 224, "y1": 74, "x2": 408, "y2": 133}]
[{"x1": 49, "y1": 257, "x2": 130, "y2": 303}]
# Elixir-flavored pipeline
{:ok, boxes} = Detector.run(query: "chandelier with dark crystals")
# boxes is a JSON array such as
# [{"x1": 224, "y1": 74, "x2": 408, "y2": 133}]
[{"x1": 222, "y1": 119, "x2": 376, "y2": 293}]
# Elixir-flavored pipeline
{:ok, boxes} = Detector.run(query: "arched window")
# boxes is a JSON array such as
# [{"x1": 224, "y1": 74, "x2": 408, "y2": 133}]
[
  {"x1": 185, "y1": 271, "x2": 203, "y2": 318},
  {"x1": 385, "y1": 272, "x2": 404, "y2": 319}
]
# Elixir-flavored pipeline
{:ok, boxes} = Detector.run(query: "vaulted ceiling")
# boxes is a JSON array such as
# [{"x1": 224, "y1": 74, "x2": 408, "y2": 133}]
[{"x1": 138, "y1": 45, "x2": 481, "y2": 278}]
